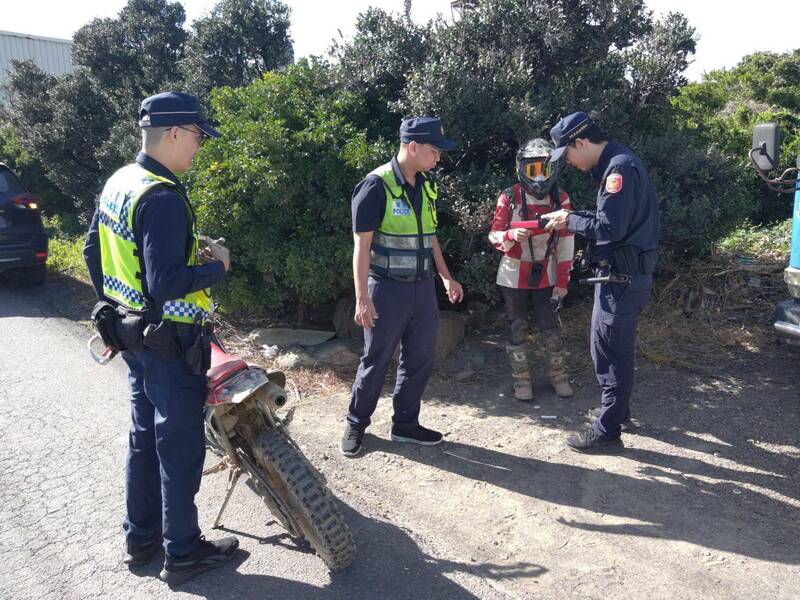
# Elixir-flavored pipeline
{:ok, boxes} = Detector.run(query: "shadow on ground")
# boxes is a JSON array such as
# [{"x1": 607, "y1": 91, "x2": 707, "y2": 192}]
[{"x1": 127, "y1": 502, "x2": 546, "y2": 600}]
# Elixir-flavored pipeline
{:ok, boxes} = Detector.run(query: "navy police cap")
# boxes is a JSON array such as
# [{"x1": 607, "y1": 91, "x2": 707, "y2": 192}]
[
  {"x1": 138, "y1": 91, "x2": 220, "y2": 138},
  {"x1": 399, "y1": 117, "x2": 457, "y2": 151},
  {"x1": 548, "y1": 111, "x2": 595, "y2": 162}
]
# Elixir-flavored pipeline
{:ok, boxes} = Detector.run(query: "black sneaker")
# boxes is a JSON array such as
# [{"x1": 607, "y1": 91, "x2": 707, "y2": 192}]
[
  {"x1": 587, "y1": 407, "x2": 636, "y2": 431},
  {"x1": 159, "y1": 535, "x2": 239, "y2": 587},
  {"x1": 341, "y1": 424, "x2": 365, "y2": 457},
  {"x1": 390, "y1": 424, "x2": 443, "y2": 446},
  {"x1": 566, "y1": 427, "x2": 624, "y2": 453},
  {"x1": 123, "y1": 534, "x2": 162, "y2": 567}
]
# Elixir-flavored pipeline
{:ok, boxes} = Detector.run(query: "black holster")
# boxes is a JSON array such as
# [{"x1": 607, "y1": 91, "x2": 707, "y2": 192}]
[
  {"x1": 115, "y1": 309, "x2": 147, "y2": 352},
  {"x1": 91, "y1": 301, "x2": 126, "y2": 352},
  {"x1": 142, "y1": 317, "x2": 212, "y2": 375},
  {"x1": 638, "y1": 249, "x2": 658, "y2": 275},
  {"x1": 180, "y1": 320, "x2": 212, "y2": 375},
  {"x1": 142, "y1": 320, "x2": 181, "y2": 360},
  {"x1": 610, "y1": 246, "x2": 658, "y2": 276}
]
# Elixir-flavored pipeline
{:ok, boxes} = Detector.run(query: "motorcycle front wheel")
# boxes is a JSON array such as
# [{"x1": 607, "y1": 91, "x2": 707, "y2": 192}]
[{"x1": 248, "y1": 430, "x2": 356, "y2": 570}]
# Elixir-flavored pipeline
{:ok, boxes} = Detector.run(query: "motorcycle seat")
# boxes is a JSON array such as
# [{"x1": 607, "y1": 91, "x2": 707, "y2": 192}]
[{"x1": 207, "y1": 343, "x2": 248, "y2": 387}]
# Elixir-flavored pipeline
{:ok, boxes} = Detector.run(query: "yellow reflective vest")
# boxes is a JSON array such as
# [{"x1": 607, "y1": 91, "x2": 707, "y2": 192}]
[
  {"x1": 97, "y1": 163, "x2": 212, "y2": 324},
  {"x1": 368, "y1": 162, "x2": 438, "y2": 280}
]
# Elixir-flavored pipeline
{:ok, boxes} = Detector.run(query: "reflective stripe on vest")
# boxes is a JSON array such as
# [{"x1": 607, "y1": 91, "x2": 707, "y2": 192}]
[
  {"x1": 97, "y1": 163, "x2": 213, "y2": 323},
  {"x1": 367, "y1": 162, "x2": 437, "y2": 280}
]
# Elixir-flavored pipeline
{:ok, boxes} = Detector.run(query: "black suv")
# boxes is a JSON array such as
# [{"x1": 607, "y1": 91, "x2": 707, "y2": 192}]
[{"x1": 0, "y1": 163, "x2": 48, "y2": 285}]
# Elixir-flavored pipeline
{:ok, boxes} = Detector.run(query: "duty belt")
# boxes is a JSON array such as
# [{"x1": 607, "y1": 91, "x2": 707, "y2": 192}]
[{"x1": 579, "y1": 261, "x2": 631, "y2": 286}]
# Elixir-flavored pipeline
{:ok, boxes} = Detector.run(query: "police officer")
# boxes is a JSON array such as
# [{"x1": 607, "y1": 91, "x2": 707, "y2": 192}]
[
  {"x1": 83, "y1": 92, "x2": 239, "y2": 585},
  {"x1": 341, "y1": 117, "x2": 464, "y2": 457},
  {"x1": 542, "y1": 112, "x2": 659, "y2": 453}
]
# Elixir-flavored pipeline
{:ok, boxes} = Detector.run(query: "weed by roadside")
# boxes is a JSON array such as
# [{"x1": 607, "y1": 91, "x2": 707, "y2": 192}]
[
  {"x1": 43, "y1": 215, "x2": 88, "y2": 280},
  {"x1": 716, "y1": 218, "x2": 792, "y2": 259}
]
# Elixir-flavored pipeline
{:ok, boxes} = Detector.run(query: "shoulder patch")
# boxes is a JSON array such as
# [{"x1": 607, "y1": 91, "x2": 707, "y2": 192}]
[{"x1": 605, "y1": 173, "x2": 623, "y2": 194}]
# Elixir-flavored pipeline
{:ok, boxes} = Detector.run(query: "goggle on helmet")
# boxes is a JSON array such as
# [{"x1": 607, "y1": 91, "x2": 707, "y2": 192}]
[{"x1": 516, "y1": 138, "x2": 558, "y2": 199}]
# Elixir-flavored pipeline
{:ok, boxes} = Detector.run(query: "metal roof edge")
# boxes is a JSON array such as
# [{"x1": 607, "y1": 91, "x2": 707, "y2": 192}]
[{"x1": 0, "y1": 30, "x2": 72, "y2": 45}]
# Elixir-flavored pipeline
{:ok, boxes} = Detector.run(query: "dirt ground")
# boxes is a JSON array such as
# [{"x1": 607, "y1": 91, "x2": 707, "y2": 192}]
[
  {"x1": 278, "y1": 328, "x2": 798, "y2": 599},
  {"x1": 252, "y1": 270, "x2": 800, "y2": 599},
  {"x1": 46, "y1": 272, "x2": 800, "y2": 599}
]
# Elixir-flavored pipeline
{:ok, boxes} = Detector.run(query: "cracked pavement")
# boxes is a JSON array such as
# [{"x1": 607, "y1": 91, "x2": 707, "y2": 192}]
[{"x1": 0, "y1": 280, "x2": 505, "y2": 600}]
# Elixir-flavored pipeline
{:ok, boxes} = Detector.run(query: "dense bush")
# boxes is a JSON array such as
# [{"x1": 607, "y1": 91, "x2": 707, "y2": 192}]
[
  {"x1": 672, "y1": 49, "x2": 800, "y2": 223},
  {"x1": 392, "y1": 1, "x2": 746, "y2": 279},
  {"x1": 187, "y1": 61, "x2": 388, "y2": 314},
  {"x1": 330, "y1": 7, "x2": 430, "y2": 141},
  {"x1": 0, "y1": 117, "x2": 74, "y2": 215},
  {"x1": 4, "y1": 0, "x2": 293, "y2": 219},
  {"x1": 6, "y1": 0, "x2": 798, "y2": 312},
  {"x1": 175, "y1": 1, "x2": 790, "y2": 307},
  {"x1": 717, "y1": 218, "x2": 792, "y2": 258}
]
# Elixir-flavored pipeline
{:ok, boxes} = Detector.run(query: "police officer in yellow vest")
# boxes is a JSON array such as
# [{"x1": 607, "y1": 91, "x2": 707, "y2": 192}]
[
  {"x1": 342, "y1": 117, "x2": 464, "y2": 457},
  {"x1": 83, "y1": 92, "x2": 238, "y2": 585}
]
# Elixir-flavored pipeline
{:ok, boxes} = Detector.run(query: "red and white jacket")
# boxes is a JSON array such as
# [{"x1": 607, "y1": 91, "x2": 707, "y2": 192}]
[{"x1": 489, "y1": 183, "x2": 575, "y2": 289}]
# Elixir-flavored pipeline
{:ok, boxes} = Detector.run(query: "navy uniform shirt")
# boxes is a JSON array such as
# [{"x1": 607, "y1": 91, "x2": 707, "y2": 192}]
[
  {"x1": 84, "y1": 152, "x2": 226, "y2": 306},
  {"x1": 566, "y1": 140, "x2": 660, "y2": 261},
  {"x1": 351, "y1": 156, "x2": 424, "y2": 233}
]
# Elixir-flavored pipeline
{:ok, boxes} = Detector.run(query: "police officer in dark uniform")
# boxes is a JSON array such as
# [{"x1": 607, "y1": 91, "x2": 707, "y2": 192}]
[
  {"x1": 341, "y1": 117, "x2": 464, "y2": 457},
  {"x1": 542, "y1": 112, "x2": 659, "y2": 453},
  {"x1": 83, "y1": 92, "x2": 239, "y2": 585}
]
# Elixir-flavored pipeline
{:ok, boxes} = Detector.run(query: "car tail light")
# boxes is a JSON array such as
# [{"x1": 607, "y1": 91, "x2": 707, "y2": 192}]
[
  {"x1": 35, "y1": 251, "x2": 48, "y2": 261},
  {"x1": 12, "y1": 193, "x2": 41, "y2": 210}
]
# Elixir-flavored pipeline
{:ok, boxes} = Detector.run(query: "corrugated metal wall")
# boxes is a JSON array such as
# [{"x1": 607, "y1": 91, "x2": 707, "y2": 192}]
[{"x1": 0, "y1": 30, "x2": 74, "y2": 102}]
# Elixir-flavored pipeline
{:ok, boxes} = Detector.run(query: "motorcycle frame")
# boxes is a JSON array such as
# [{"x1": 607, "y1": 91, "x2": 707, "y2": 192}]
[{"x1": 203, "y1": 365, "x2": 300, "y2": 531}]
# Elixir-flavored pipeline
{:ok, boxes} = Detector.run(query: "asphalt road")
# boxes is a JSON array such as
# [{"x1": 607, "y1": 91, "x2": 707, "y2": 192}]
[{"x1": 0, "y1": 279, "x2": 504, "y2": 600}]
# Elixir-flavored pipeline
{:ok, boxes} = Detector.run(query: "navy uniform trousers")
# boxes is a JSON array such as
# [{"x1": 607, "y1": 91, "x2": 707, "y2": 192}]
[
  {"x1": 120, "y1": 340, "x2": 206, "y2": 558},
  {"x1": 592, "y1": 271, "x2": 652, "y2": 436},
  {"x1": 348, "y1": 276, "x2": 438, "y2": 430}
]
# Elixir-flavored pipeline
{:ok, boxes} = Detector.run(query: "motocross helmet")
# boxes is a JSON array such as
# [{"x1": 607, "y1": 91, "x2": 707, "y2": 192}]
[{"x1": 516, "y1": 138, "x2": 557, "y2": 199}]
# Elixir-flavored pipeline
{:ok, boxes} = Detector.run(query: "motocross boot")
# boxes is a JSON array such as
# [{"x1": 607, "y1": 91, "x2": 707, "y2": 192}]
[
  {"x1": 506, "y1": 343, "x2": 533, "y2": 401},
  {"x1": 545, "y1": 334, "x2": 573, "y2": 398}
]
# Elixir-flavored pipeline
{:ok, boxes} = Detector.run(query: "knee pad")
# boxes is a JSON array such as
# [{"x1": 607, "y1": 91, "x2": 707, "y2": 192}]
[
  {"x1": 510, "y1": 318, "x2": 528, "y2": 345},
  {"x1": 505, "y1": 343, "x2": 529, "y2": 375},
  {"x1": 544, "y1": 332, "x2": 564, "y2": 352}
]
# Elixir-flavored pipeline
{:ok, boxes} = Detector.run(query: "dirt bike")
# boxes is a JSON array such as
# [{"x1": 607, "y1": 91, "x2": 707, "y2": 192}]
[
  {"x1": 203, "y1": 336, "x2": 355, "y2": 569},
  {"x1": 89, "y1": 329, "x2": 356, "y2": 571}
]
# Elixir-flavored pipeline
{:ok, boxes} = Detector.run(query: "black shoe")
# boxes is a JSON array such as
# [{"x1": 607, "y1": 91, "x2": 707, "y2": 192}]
[
  {"x1": 391, "y1": 424, "x2": 443, "y2": 446},
  {"x1": 123, "y1": 534, "x2": 162, "y2": 567},
  {"x1": 160, "y1": 535, "x2": 239, "y2": 587},
  {"x1": 586, "y1": 407, "x2": 636, "y2": 431},
  {"x1": 566, "y1": 427, "x2": 624, "y2": 453},
  {"x1": 341, "y1": 423, "x2": 365, "y2": 457}
]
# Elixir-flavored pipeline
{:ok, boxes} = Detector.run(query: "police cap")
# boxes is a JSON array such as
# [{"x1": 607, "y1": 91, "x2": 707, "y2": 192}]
[
  {"x1": 549, "y1": 111, "x2": 596, "y2": 162},
  {"x1": 138, "y1": 91, "x2": 220, "y2": 138},
  {"x1": 399, "y1": 117, "x2": 457, "y2": 151}
]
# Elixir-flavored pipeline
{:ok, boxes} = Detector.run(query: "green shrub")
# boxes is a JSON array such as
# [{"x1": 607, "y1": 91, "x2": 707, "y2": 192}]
[
  {"x1": 0, "y1": 118, "x2": 74, "y2": 216},
  {"x1": 672, "y1": 49, "x2": 800, "y2": 223},
  {"x1": 47, "y1": 238, "x2": 87, "y2": 279},
  {"x1": 635, "y1": 131, "x2": 755, "y2": 258},
  {"x1": 42, "y1": 215, "x2": 88, "y2": 279},
  {"x1": 188, "y1": 60, "x2": 390, "y2": 315},
  {"x1": 717, "y1": 219, "x2": 792, "y2": 258},
  {"x1": 435, "y1": 166, "x2": 511, "y2": 305}
]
